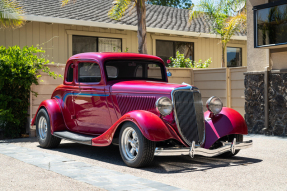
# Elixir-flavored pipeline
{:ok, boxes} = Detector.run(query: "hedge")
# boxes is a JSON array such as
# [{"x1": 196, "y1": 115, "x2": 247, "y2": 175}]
[{"x1": 0, "y1": 46, "x2": 61, "y2": 138}]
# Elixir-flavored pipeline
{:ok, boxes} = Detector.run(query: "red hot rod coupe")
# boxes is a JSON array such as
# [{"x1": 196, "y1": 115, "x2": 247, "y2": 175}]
[{"x1": 31, "y1": 52, "x2": 252, "y2": 167}]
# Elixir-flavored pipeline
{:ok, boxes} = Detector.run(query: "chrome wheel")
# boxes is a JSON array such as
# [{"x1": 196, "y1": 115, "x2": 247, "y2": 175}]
[
  {"x1": 120, "y1": 127, "x2": 139, "y2": 161},
  {"x1": 38, "y1": 116, "x2": 48, "y2": 140}
]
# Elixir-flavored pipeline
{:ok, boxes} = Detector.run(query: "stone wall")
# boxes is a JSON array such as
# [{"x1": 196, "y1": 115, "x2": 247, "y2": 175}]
[
  {"x1": 244, "y1": 73, "x2": 265, "y2": 134},
  {"x1": 245, "y1": 72, "x2": 287, "y2": 136},
  {"x1": 268, "y1": 72, "x2": 287, "y2": 136}
]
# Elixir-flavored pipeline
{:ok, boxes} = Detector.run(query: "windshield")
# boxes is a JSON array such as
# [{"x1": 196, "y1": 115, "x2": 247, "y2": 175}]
[{"x1": 104, "y1": 60, "x2": 166, "y2": 82}]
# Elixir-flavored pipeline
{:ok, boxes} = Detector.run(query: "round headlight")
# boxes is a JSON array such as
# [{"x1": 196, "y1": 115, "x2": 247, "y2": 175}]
[
  {"x1": 206, "y1": 96, "x2": 223, "y2": 115},
  {"x1": 156, "y1": 97, "x2": 173, "y2": 116}
]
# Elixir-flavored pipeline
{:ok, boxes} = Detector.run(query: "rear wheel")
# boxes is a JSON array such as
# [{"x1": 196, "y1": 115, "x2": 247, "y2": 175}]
[
  {"x1": 119, "y1": 122, "x2": 156, "y2": 168},
  {"x1": 36, "y1": 108, "x2": 61, "y2": 148}
]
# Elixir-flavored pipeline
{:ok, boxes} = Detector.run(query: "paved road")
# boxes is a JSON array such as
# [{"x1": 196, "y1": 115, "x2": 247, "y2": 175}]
[{"x1": 0, "y1": 135, "x2": 286, "y2": 190}]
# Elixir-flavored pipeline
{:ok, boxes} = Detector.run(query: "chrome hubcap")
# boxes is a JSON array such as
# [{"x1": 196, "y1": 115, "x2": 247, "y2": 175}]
[
  {"x1": 38, "y1": 116, "x2": 48, "y2": 140},
  {"x1": 121, "y1": 127, "x2": 139, "y2": 161}
]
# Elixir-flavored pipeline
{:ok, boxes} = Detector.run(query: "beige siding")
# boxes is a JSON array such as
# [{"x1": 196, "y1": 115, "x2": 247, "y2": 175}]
[
  {"x1": 31, "y1": 64, "x2": 65, "y2": 118},
  {"x1": 0, "y1": 22, "x2": 139, "y2": 65},
  {"x1": 0, "y1": 21, "x2": 247, "y2": 68},
  {"x1": 151, "y1": 35, "x2": 247, "y2": 69}
]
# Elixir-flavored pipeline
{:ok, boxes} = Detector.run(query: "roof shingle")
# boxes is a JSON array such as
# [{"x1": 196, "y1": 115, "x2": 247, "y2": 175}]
[{"x1": 18, "y1": 0, "x2": 245, "y2": 36}]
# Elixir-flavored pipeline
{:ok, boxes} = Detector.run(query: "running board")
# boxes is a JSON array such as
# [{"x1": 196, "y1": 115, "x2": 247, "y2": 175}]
[{"x1": 53, "y1": 131, "x2": 96, "y2": 145}]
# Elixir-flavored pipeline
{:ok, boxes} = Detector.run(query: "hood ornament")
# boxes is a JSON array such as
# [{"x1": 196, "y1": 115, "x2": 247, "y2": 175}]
[{"x1": 182, "y1": 82, "x2": 192, "y2": 90}]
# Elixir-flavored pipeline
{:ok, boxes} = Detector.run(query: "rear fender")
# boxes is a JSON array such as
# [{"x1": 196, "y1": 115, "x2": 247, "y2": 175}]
[
  {"x1": 92, "y1": 110, "x2": 186, "y2": 147},
  {"x1": 31, "y1": 99, "x2": 66, "y2": 134},
  {"x1": 204, "y1": 107, "x2": 248, "y2": 149}
]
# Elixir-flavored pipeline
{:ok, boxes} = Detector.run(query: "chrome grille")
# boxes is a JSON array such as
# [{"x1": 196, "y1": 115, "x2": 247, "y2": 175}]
[{"x1": 172, "y1": 88, "x2": 205, "y2": 146}]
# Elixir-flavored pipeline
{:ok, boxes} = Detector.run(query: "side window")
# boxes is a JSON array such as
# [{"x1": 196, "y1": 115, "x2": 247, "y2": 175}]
[
  {"x1": 66, "y1": 64, "x2": 74, "y2": 82},
  {"x1": 147, "y1": 63, "x2": 162, "y2": 79},
  {"x1": 78, "y1": 62, "x2": 101, "y2": 83}
]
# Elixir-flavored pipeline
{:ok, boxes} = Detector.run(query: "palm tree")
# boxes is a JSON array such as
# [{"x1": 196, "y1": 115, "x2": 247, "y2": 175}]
[
  {"x1": 190, "y1": 0, "x2": 247, "y2": 67},
  {"x1": 108, "y1": 0, "x2": 148, "y2": 54},
  {"x1": 0, "y1": 0, "x2": 25, "y2": 28}
]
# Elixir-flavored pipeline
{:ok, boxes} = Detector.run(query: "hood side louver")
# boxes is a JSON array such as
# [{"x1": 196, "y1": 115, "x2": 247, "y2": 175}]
[{"x1": 116, "y1": 95, "x2": 156, "y2": 115}]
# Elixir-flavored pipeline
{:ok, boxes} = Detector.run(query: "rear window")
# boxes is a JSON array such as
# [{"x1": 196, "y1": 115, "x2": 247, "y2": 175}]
[{"x1": 104, "y1": 60, "x2": 165, "y2": 81}]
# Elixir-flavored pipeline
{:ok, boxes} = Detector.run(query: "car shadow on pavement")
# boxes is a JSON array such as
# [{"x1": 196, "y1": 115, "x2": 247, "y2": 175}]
[
  {"x1": 38, "y1": 141, "x2": 262, "y2": 174},
  {"x1": 148, "y1": 155, "x2": 262, "y2": 173},
  {"x1": 0, "y1": 137, "x2": 38, "y2": 143}
]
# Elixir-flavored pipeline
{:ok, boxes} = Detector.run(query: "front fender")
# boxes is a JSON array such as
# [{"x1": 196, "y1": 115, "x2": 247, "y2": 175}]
[
  {"x1": 31, "y1": 99, "x2": 66, "y2": 134},
  {"x1": 92, "y1": 110, "x2": 186, "y2": 147},
  {"x1": 204, "y1": 107, "x2": 248, "y2": 149}
]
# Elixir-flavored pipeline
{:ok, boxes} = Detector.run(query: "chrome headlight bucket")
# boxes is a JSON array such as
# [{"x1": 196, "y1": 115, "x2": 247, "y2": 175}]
[
  {"x1": 156, "y1": 97, "x2": 173, "y2": 116},
  {"x1": 206, "y1": 96, "x2": 223, "y2": 115}
]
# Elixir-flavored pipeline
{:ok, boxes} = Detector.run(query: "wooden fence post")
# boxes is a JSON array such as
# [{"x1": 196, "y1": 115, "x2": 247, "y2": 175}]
[
  {"x1": 190, "y1": 68, "x2": 194, "y2": 85},
  {"x1": 30, "y1": 89, "x2": 32, "y2": 126},
  {"x1": 226, "y1": 68, "x2": 231, "y2": 108}
]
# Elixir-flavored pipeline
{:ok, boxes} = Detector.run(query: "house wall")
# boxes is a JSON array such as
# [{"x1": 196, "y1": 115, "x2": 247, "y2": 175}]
[
  {"x1": 0, "y1": 21, "x2": 247, "y2": 69},
  {"x1": 247, "y1": 0, "x2": 287, "y2": 71},
  {"x1": 270, "y1": 48, "x2": 287, "y2": 70},
  {"x1": 247, "y1": 0, "x2": 270, "y2": 72},
  {"x1": 245, "y1": 0, "x2": 287, "y2": 136}
]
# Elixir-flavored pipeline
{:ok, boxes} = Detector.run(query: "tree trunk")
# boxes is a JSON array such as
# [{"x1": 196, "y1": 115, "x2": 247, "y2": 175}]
[
  {"x1": 222, "y1": 44, "x2": 226, "y2": 67},
  {"x1": 136, "y1": 0, "x2": 147, "y2": 54}
]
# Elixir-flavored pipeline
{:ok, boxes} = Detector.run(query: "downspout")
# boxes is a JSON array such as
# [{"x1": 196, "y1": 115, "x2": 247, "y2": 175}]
[{"x1": 264, "y1": 50, "x2": 271, "y2": 132}]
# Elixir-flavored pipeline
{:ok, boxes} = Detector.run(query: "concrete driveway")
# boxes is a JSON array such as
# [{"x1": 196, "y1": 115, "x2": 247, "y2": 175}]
[{"x1": 0, "y1": 135, "x2": 286, "y2": 191}]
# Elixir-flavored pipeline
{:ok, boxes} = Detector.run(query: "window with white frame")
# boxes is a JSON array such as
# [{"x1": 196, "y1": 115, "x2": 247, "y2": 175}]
[{"x1": 72, "y1": 35, "x2": 122, "y2": 55}]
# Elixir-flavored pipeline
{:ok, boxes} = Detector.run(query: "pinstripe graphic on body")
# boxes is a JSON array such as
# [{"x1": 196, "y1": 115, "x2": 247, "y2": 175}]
[{"x1": 54, "y1": 93, "x2": 109, "y2": 106}]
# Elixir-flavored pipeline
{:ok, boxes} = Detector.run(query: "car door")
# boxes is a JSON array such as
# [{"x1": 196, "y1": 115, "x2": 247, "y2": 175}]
[
  {"x1": 61, "y1": 61, "x2": 77, "y2": 131},
  {"x1": 73, "y1": 61, "x2": 112, "y2": 135}
]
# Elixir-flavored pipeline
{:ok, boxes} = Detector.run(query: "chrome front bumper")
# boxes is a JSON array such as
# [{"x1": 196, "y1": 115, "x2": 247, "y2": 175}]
[{"x1": 154, "y1": 138, "x2": 253, "y2": 158}]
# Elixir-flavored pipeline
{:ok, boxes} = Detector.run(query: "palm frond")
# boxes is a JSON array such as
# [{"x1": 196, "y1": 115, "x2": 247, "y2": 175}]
[
  {"x1": 223, "y1": 11, "x2": 246, "y2": 42},
  {"x1": 108, "y1": 0, "x2": 132, "y2": 20},
  {"x1": 0, "y1": 0, "x2": 25, "y2": 28}
]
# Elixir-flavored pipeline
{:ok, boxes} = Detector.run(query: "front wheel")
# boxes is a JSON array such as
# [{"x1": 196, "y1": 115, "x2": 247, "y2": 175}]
[
  {"x1": 219, "y1": 134, "x2": 243, "y2": 157},
  {"x1": 119, "y1": 122, "x2": 156, "y2": 168},
  {"x1": 36, "y1": 108, "x2": 61, "y2": 148}
]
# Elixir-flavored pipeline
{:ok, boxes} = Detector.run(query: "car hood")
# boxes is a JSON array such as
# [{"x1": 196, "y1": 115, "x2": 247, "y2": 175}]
[{"x1": 109, "y1": 80, "x2": 192, "y2": 94}]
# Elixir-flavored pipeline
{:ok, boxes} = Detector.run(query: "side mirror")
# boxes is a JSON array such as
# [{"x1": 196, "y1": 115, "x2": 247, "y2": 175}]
[{"x1": 167, "y1": 71, "x2": 172, "y2": 77}]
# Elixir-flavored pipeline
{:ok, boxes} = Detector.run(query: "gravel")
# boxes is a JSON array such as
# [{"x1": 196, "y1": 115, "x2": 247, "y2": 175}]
[{"x1": 0, "y1": 153, "x2": 104, "y2": 191}]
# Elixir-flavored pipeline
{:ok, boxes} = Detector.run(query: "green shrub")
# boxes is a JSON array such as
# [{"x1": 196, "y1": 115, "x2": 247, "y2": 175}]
[
  {"x1": 168, "y1": 51, "x2": 212, "y2": 68},
  {"x1": 0, "y1": 46, "x2": 61, "y2": 138}
]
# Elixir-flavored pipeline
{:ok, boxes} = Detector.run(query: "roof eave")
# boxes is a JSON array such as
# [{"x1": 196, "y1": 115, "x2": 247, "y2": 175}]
[{"x1": 22, "y1": 14, "x2": 247, "y2": 41}]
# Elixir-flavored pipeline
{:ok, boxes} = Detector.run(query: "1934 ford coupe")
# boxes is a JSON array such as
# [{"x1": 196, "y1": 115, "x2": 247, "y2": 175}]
[{"x1": 31, "y1": 52, "x2": 252, "y2": 168}]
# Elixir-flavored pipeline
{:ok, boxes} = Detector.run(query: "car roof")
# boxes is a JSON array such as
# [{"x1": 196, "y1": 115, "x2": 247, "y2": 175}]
[{"x1": 67, "y1": 52, "x2": 164, "y2": 64}]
